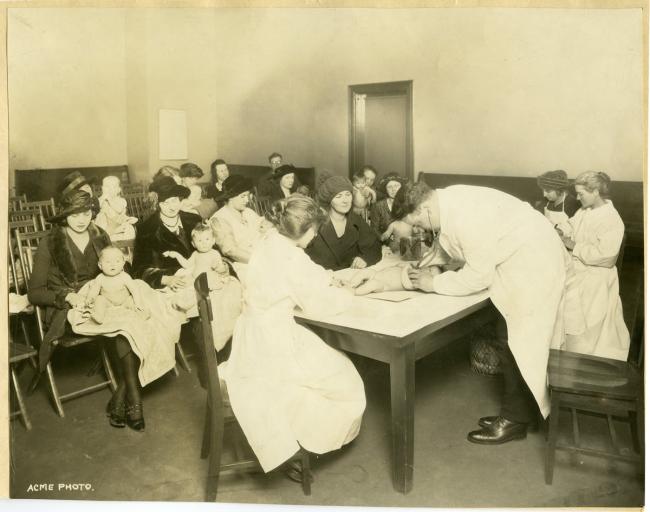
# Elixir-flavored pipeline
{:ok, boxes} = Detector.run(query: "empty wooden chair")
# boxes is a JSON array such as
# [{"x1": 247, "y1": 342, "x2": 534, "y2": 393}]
[
  {"x1": 10, "y1": 193, "x2": 27, "y2": 211},
  {"x1": 16, "y1": 232, "x2": 118, "y2": 418},
  {"x1": 19, "y1": 199, "x2": 56, "y2": 227},
  {"x1": 10, "y1": 208, "x2": 45, "y2": 231},
  {"x1": 545, "y1": 348, "x2": 643, "y2": 484},
  {"x1": 194, "y1": 272, "x2": 312, "y2": 500}
]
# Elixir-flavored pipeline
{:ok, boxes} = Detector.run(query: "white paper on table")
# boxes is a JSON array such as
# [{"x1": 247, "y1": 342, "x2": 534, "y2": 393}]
[{"x1": 364, "y1": 291, "x2": 420, "y2": 302}]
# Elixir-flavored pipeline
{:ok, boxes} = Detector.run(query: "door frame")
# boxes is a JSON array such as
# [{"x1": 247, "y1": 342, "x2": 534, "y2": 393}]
[{"x1": 348, "y1": 80, "x2": 414, "y2": 181}]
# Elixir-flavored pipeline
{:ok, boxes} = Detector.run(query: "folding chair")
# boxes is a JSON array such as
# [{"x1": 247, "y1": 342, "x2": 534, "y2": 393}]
[
  {"x1": 10, "y1": 337, "x2": 38, "y2": 430},
  {"x1": 10, "y1": 193, "x2": 27, "y2": 211},
  {"x1": 16, "y1": 231, "x2": 118, "y2": 418},
  {"x1": 19, "y1": 199, "x2": 56, "y2": 227},
  {"x1": 124, "y1": 192, "x2": 152, "y2": 220},
  {"x1": 10, "y1": 208, "x2": 45, "y2": 231},
  {"x1": 194, "y1": 272, "x2": 312, "y2": 500}
]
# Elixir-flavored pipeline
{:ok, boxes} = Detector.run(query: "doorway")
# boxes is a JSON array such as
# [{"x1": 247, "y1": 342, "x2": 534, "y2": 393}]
[{"x1": 349, "y1": 80, "x2": 413, "y2": 181}]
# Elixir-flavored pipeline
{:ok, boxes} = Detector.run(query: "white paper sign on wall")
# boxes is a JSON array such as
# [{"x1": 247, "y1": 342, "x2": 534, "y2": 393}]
[{"x1": 159, "y1": 109, "x2": 187, "y2": 160}]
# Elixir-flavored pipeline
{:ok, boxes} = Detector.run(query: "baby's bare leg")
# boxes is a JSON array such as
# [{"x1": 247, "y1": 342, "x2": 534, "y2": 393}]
[{"x1": 92, "y1": 295, "x2": 109, "y2": 323}]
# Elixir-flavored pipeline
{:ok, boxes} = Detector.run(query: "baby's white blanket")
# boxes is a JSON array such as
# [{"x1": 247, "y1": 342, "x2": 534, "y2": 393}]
[{"x1": 67, "y1": 279, "x2": 186, "y2": 386}]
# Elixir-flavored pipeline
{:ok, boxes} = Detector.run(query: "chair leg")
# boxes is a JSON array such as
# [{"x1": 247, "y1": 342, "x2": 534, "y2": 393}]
[
  {"x1": 300, "y1": 449, "x2": 312, "y2": 496},
  {"x1": 10, "y1": 365, "x2": 32, "y2": 430},
  {"x1": 19, "y1": 318, "x2": 38, "y2": 369},
  {"x1": 172, "y1": 365, "x2": 180, "y2": 377},
  {"x1": 176, "y1": 344, "x2": 192, "y2": 373},
  {"x1": 201, "y1": 402, "x2": 211, "y2": 459},
  {"x1": 545, "y1": 392, "x2": 561, "y2": 485},
  {"x1": 206, "y1": 410, "x2": 224, "y2": 502},
  {"x1": 45, "y1": 361, "x2": 65, "y2": 418},
  {"x1": 101, "y1": 347, "x2": 118, "y2": 392}
]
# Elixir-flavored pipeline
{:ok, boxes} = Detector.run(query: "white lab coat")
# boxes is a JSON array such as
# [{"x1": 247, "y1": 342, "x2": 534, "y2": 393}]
[
  {"x1": 220, "y1": 230, "x2": 366, "y2": 472},
  {"x1": 562, "y1": 201, "x2": 630, "y2": 360},
  {"x1": 431, "y1": 186, "x2": 569, "y2": 417}
]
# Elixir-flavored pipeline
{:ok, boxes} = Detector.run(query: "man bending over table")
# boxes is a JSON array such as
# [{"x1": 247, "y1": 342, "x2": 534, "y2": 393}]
[{"x1": 354, "y1": 181, "x2": 568, "y2": 445}]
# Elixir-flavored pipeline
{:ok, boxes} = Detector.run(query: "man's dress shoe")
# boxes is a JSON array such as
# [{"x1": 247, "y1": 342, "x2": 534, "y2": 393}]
[
  {"x1": 478, "y1": 415, "x2": 539, "y2": 432},
  {"x1": 468, "y1": 416, "x2": 527, "y2": 444}
]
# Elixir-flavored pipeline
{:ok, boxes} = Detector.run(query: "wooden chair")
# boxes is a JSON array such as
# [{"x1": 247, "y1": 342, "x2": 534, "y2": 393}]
[
  {"x1": 124, "y1": 192, "x2": 153, "y2": 220},
  {"x1": 194, "y1": 272, "x2": 312, "y2": 500},
  {"x1": 10, "y1": 338, "x2": 38, "y2": 430},
  {"x1": 19, "y1": 199, "x2": 56, "y2": 227},
  {"x1": 16, "y1": 232, "x2": 118, "y2": 418},
  {"x1": 10, "y1": 208, "x2": 45, "y2": 231},
  {"x1": 545, "y1": 349, "x2": 643, "y2": 484},
  {"x1": 10, "y1": 193, "x2": 27, "y2": 211},
  {"x1": 122, "y1": 182, "x2": 146, "y2": 195}
]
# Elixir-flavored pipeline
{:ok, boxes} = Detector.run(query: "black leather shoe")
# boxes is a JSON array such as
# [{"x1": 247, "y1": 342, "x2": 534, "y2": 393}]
[
  {"x1": 468, "y1": 416, "x2": 527, "y2": 445},
  {"x1": 106, "y1": 398, "x2": 126, "y2": 428},
  {"x1": 125, "y1": 402, "x2": 145, "y2": 432},
  {"x1": 478, "y1": 415, "x2": 539, "y2": 432}
]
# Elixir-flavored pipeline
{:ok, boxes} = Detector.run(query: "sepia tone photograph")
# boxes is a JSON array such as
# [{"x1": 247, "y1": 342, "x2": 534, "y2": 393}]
[{"x1": 3, "y1": 0, "x2": 646, "y2": 509}]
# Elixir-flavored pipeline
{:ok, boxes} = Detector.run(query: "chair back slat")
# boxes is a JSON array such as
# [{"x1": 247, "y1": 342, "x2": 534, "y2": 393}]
[
  {"x1": 15, "y1": 232, "x2": 49, "y2": 340},
  {"x1": 124, "y1": 192, "x2": 153, "y2": 220}
]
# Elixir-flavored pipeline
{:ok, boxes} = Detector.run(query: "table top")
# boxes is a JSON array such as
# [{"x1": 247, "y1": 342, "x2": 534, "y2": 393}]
[{"x1": 295, "y1": 289, "x2": 490, "y2": 338}]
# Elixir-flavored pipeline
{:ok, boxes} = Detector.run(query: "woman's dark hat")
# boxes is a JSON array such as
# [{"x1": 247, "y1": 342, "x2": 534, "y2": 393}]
[
  {"x1": 216, "y1": 175, "x2": 254, "y2": 201},
  {"x1": 47, "y1": 189, "x2": 94, "y2": 224},
  {"x1": 272, "y1": 164, "x2": 296, "y2": 181},
  {"x1": 537, "y1": 170, "x2": 569, "y2": 190},
  {"x1": 378, "y1": 173, "x2": 408, "y2": 195},
  {"x1": 179, "y1": 162, "x2": 204, "y2": 179},
  {"x1": 58, "y1": 171, "x2": 93, "y2": 197},
  {"x1": 149, "y1": 176, "x2": 191, "y2": 203}
]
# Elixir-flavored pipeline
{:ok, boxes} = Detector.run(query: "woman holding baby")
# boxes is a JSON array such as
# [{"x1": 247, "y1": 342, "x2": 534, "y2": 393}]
[{"x1": 28, "y1": 190, "x2": 149, "y2": 431}]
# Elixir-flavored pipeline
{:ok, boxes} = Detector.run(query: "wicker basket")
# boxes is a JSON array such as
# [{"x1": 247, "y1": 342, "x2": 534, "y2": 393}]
[{"x1": 469, "y1": 329, "x2": 502, "y2": 376}]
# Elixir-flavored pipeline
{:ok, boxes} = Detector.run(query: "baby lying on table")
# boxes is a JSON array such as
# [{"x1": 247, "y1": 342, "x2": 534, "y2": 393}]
[{"x1": 347, "y1": 240, "x2": 455, "y2": 295}]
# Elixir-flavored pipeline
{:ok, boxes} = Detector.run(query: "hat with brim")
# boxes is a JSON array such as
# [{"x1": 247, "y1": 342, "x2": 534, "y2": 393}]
[
  {"x1": 47, "y1": 189, "x2": 95, "y2": 224},
  {"x1": 215, "y1": 175, "x2": 254, "y2": 202},
  {"x1": 272, "y1": 164, "x2": 297, "y2": 181},
  {"x1": 537, "y1": 170, "x2": 569, "y2": 190},
  {"x1": 149, "y1": 176, "x2": 191, "y2": 203},
  {"x1": 378, "y1": 173, "x2": 408, "y2": 196},
  {"x1": 58, "y1": 171, "x2": 94, "y2": 197}
]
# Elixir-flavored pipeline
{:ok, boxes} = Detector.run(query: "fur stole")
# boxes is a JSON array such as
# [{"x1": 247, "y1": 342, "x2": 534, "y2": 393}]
[{"x1": 49, "y1": 222, "x2": 110, "y2": 287}]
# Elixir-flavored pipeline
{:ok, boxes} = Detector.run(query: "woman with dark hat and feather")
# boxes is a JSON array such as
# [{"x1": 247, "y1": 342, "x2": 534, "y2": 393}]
[
  {"x1": 58, "y1": 170, "x2": 100, "y2": 215},
  {"x1": 27, "y1": 189, "x2": 146, "y2": 431},
  {"x1": 304, "y1": 172, "x2": 382, "y2": 271}
]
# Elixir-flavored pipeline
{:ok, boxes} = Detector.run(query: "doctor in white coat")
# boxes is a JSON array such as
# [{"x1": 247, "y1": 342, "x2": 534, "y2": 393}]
[{"x1": 394, "y1": 182, "x2": 568, "y2": 444}]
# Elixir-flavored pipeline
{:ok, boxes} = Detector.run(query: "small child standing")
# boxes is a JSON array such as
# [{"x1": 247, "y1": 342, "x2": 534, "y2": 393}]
[
  {"x1": 95, "y1": 176, "x2": 138, "y2": 244},
  {"x1": 351, "y1": 171, "x2": 377, "y2": 222},
  {"x1": 85, "y1": 246, "x2": 150, "y2": 323},
  {"x1": 164, "y1": 222, "x2": 242, "y2": 350}
]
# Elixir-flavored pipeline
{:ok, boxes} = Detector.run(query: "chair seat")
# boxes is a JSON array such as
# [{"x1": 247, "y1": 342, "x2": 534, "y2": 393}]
[
  {"x1": 10, "y1": 343, "x2": 37, "y2": 363},
  {"x1": 58, "y1": 334, "x2": 98, "y2": 348},
  {"x1": 547, "y1": 349, "x2": 641, "y2": 400}
]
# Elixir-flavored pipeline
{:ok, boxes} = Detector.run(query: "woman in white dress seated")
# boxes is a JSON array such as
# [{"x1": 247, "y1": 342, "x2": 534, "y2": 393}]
[
  {"x1": 220, "y1": 195, "x2": 366, "y2": 480},
  {"x1": 559, "y1": 171, "x2": 630, "y2": 360}
]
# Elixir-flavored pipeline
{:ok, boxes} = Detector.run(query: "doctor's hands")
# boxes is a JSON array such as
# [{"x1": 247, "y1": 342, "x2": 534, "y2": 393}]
[{"x1": 407, "y1": 266, "x2": 441, "y2": 292}]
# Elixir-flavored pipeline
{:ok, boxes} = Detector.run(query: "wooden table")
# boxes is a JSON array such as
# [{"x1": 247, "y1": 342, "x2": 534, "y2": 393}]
[{"x1": 295, "y1": 289, "x2": 493, "y2": 494}]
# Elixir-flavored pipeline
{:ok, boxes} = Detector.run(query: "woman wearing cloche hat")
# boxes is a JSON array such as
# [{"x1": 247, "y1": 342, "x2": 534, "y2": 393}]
[
  {"x1": 209, "y1": 174, "x2": 271, "y2": 267},
  {"x1": 28, "y1": 189, "x2": 148, "y2": 430},
  {"x1": 304, "y1": 171, "x2": 381, "y2": 271},
  {"x1": 535, "y1": 169, "x2": 580, "y2": 228}
]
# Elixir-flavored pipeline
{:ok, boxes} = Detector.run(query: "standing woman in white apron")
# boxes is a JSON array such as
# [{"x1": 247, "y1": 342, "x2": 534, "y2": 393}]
[
  {"x1": 392, "y1": 182, "x2": 568, "y2": 445},
  {"x1": 558, "y1": 171, "x2": 630, "y2": 360},
  {"x1": 536, "y1": 170, "x2": 580, "y2": 232}
]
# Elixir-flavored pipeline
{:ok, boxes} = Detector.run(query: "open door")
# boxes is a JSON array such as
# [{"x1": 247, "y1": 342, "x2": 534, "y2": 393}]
[{"x1": 349, "y1": 81, "x2": 413, "y2": 180}]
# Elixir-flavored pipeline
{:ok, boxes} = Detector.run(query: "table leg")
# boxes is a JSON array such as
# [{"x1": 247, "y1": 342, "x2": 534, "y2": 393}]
[{"x1": 390, "y1": 343, "x2": 415, "y2": 493}]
